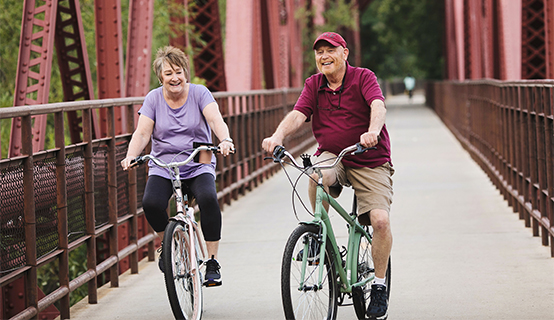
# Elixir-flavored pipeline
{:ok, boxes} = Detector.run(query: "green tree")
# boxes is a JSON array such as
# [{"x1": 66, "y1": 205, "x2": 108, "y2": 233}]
[
  {"x1": 360, "y1": 0, "x2": 444, "y2": 80},
  {"x1": 295, "y1": 0, "x2": 357, "y2": 78}
]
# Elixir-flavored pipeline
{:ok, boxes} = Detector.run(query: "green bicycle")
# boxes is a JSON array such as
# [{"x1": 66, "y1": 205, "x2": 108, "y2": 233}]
[{"x1": 269, "y1": 144, "x2": 391, "y2": 320}]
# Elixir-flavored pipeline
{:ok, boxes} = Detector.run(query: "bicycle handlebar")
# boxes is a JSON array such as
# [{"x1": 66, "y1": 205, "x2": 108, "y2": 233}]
[
  {"x1": 129, "y1": 145, "x2": 222, "y2": 169},
  {"x1": 270, "y1": 143, "x2": 376, "y2": 170}
]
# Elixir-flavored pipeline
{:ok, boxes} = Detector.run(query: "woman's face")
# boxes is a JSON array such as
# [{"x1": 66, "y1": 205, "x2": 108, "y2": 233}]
[{"x1": 161, "y1": 61, "x2": 187, "y2": 95}]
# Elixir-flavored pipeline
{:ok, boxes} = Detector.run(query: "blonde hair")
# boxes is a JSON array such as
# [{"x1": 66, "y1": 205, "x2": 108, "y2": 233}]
[{"x1": 152, "y1": 46, "x2": 190, "y2": 83}]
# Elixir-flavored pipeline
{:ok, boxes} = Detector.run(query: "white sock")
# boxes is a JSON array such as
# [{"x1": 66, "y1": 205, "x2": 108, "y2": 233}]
[{"x1": 373, "y1": 276, "x2": 386, "y2": 287}]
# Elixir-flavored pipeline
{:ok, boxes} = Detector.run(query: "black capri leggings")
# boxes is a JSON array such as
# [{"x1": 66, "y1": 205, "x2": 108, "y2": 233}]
[{"x1": 142, "y1": 173, "x2": 222, "y2": 241}]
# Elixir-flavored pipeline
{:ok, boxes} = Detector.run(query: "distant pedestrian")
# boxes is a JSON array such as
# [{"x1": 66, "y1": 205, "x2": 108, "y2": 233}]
[{"x1": 403, "y1": 74, "x2": 415, "y2": 103}]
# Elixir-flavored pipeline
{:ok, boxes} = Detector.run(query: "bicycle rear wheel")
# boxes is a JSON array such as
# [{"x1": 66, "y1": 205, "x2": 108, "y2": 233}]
[
  {"x1": 352, "y1": 226, "x2": 391, "y2": 319},
  {"x1": 281, "y1": 224, "x2": 338, "y2": 320},
  {"x1": 163, "y1": 220, "x2": 203, "y2": 320}
]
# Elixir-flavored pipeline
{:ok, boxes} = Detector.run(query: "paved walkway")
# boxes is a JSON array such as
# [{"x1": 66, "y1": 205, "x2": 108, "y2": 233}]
[{"x1": 61, "y1": 93, "x2": 554, "y2": 319}]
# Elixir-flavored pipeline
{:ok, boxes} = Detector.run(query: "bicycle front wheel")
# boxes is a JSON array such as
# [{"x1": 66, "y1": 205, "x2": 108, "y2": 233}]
[
  {"x1": 352, "y1": 226, "x2": 391, "y2": 319},
  {"x1": 163, "y1": 220, "x2": 203, "y2": 320},
  {"x1": 281, "y1": 224, "x2": 338, "y2": 320}
]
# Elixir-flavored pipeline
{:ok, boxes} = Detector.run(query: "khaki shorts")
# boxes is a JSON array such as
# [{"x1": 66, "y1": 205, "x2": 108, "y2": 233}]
[{"x1": 317, "y1": 151, "x2": 394, "y2": 214}]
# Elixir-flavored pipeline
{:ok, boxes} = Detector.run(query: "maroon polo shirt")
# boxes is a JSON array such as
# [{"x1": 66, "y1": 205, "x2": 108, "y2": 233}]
[{"x1": 294, "y1": 63, "x2": 392, "y2": 168}]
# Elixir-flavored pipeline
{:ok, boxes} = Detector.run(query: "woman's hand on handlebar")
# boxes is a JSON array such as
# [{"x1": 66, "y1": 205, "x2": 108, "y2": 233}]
[
  {"x1": 121, "y1": 156, "x2": 137, "y2": 171},
  {"x1": 218, "y1": 140, "x2": 235, "y2": 157}
]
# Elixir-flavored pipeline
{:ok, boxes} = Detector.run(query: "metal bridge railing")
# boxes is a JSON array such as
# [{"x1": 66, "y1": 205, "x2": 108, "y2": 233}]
[
  {"x1": 426, "y1": 80, "x2": 554, "y2": 258},
  {"x1": 0, "y1": 88, "x2": 315, "y2": 320}
]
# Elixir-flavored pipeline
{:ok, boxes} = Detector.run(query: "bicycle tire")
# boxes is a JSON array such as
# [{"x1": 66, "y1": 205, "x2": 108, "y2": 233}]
[
  {"x1": 352, "y1": 226, "x2": 391, "y2": 319},
  {"x1": 163, "y1": 220, "x2": 203, "y2": 320},
  {"x1": 281, "y1": 224, "x2": 338, "y2": 320}
]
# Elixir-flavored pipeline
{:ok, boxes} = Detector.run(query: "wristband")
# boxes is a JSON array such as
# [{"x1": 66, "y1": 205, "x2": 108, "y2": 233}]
[{"x1": 222, "y1": 137, "x2": 233, "y2": 143}]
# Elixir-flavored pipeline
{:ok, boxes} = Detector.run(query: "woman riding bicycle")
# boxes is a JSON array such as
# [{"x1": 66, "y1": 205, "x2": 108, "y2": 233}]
[{"x1": 121, "y1": 46, "x2": 233, "y2": 287}]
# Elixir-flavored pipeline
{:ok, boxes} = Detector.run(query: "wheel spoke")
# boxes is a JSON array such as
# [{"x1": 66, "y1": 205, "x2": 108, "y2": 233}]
[
  {"x1": 164, "y1": 222, "x2": 203, "y2": 320},
  {"x1": 282, "y1": 225, "x2": 337, "y2": 320}
]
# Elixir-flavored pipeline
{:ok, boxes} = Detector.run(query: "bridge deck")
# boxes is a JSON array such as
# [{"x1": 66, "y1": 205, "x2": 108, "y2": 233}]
[{"x1": 60, "y1": 93, "x2": 554, "y2": 320}]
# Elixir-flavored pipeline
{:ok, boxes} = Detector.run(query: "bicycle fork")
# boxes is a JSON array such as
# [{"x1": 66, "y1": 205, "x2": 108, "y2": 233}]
[{"x1": 171, "y1": 178, "x2": 201, "y2": 282}]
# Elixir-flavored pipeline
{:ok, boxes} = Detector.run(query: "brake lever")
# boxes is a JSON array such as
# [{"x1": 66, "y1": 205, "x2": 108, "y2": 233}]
[
  {"x1": 272, "y1": 145, "x2": 286, "y2": 163},
  {"x1": 352, "y1": 143, "x2": 377, "y2": 155},
  {"x1": 129, "y1": 156, "x2": 144, "y2": 168}
]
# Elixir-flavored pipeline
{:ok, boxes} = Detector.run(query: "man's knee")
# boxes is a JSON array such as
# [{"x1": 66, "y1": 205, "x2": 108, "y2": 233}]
[{"x1": 369, "y1": 209, "x2": 390, "y2": 231}]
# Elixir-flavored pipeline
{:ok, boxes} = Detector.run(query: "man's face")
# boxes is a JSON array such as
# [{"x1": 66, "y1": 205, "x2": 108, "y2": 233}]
[{"x1": 314, "y1": 42, "x2": 348, "y2": 77}]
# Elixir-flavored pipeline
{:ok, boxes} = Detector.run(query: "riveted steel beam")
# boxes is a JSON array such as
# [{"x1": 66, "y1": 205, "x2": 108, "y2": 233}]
[
  {"x1": 55, "y1": 0, "x2": 100, "y2": 143},
  {"x1": 95, "y1": 0, "x2": 125, "y2": 137},
  {"x1": 9, "y1": 0, "x2": 58, "y2": 157}
]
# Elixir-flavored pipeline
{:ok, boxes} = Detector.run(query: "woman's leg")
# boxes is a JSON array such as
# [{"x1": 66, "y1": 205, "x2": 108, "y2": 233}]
[
  {"x1": 186, "y1": 173, "x2": 222, "y2": 259},
  {"x1": 142, "y1": 175, "x2": 173, "y2": 239}
]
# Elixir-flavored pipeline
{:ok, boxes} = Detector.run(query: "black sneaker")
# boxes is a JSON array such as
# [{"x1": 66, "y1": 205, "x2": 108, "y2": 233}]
[
  {"x1": 295, "y1": 239, "x2": 320, "y2": 265},
  {"x1": 203, "y1": 256, "x2": 222, "y2": 287},
  {"x1": 157, "y1": 244, "x2": 165, "y2": 273},
  {"x1": 366, "y1": 284, "x2": 388, "y2": 319}
]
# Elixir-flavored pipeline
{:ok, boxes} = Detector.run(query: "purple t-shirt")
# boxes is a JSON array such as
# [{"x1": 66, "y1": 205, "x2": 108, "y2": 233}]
[
  {"x1": 139, "y1": 85, "x2": 216, "y2": 180},
  {"x1": 294, "y1": 63, "x2": 392, "y2": 168}
]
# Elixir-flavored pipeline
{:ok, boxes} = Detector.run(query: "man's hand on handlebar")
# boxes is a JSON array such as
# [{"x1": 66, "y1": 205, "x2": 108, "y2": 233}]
[
  {"x1": 360, "y1": 131, "x2": 380, "y2": 148},
  {"x1": 262, "y1": 135, "x2": 284, "y2": 154}
]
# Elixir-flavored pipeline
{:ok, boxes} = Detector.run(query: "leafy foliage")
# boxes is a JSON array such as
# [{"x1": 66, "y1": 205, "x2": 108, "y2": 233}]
[
  {"x1": 360, "y1": 0, "x2": 444, "y2": 80},
  {"x1": 295, "y1": 0, "x2": 357, "y2": 78}
]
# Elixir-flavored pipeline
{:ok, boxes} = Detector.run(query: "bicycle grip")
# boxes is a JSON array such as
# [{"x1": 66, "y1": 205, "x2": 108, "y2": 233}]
[
  {"x1": 272, "y1": 145, "x2": 286, "y2": 162},
  {"x1": 129, "y1": 156, "x2": 143, "y2": 168},
  {"x1": 353, "y1": 143, "x2": 377, "y2": 155}
]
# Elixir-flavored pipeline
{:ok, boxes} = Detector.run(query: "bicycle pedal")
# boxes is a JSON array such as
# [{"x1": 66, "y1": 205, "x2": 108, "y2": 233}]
[{"x1": 203, "y1": 280, "x2": 222, "y2": 287}]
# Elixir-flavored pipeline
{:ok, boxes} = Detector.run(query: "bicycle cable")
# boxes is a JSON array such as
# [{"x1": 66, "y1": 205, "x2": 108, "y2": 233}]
[{"x1": 278, "y1": 155, "x2": 341, "y2": 221}]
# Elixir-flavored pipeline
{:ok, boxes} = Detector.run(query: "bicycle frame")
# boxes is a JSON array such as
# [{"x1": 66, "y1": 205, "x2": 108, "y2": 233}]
[
  {"x1": 299, "y1": 170, "x2": 374, "y2": 295},
  {"x1": 167, "y1": 166, "x2": 207, "y2": 278}
]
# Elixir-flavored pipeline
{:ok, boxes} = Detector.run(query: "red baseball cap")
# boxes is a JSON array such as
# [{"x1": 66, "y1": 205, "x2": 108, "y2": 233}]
[{"x1": 312, "y1": 32, "x2": 347, "y2": 49}]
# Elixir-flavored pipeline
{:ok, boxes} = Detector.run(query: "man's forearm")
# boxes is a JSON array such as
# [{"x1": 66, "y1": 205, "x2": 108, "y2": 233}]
[
  {"x1": 274, "y1": 110, "x2": 307, "y2": 139},
  {"x1": 368, "y1": 100, "x2": 386, "y2": 134}
]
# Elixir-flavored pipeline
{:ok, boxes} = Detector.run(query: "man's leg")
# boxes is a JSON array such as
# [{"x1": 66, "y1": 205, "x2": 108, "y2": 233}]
[
  {"x1": 308, "y1": 152, "x2": 345, "y2": 211},
  {"x1": 369, "y1": 208, "x2": 392, "y2": 278},
  {"x1": 366, "y1": 208, "x2": 392, "y2": 319},
  {"x1": 308, "y1": 169, "x2": 337, "y2": 212}
]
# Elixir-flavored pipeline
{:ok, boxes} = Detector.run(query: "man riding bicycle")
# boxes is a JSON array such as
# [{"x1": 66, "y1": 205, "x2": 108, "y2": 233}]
[{"x1": 262, "y1": 32, "x2": 394, "y2": 320}]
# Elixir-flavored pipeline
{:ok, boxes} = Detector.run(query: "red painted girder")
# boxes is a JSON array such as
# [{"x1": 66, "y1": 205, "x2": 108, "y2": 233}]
[
  {"x1": 188, "y1": 0, "x2": 227, "y2": 92},
  {"x1": 125, "y1": 0, "x2": 154, "y2": 126},
  {"x1": 9, "y1": 0, "x2": 58, "y2": 157},
  {"x1": 546, "y1": 0, "x2": 554, "y2": 78},
  {"x1": 55, "y1": 0, "x2": 100, "y2": 142},
  {"x1": 522, "y1": 0, "x2": 547, "y2": 79},
  {"x1": 225, "y1": 0, "x2": 258, "y2": 91},
  {"x1": 95, "y1": 0, "x2": 125, "y2": 137}
]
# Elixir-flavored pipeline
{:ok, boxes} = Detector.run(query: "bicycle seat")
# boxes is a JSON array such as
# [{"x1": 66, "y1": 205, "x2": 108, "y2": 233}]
[
  {"x1": 328, "y1": 184, "x2": 343, "y2": 198},
  {"x1": 358, "y1": 212, "x2": 371, "y2": 226}
]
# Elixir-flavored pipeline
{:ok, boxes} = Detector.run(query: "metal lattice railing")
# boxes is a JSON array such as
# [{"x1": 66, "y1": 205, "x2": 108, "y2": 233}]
[
  {"x1": 0, "y1": 88, "x2": 313, "y2": 320},
  {"x1": 426, "y1": 80, "x2": 554, "y2": 258}
]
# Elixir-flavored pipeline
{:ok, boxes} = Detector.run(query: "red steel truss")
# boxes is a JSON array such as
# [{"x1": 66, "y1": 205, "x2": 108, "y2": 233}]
[
  {"x1": 9, "y1": 0, "x2": 101, "y2": 158},
  {"x1": 9, "y1": 0, "x2": 58, "y2": 157},
  {"x1": 55, "y1": 0, "x2": 99, "y2": 143},
  {"x1": 95, "y1": 0, "x2": 126, "y2": 136},
  {"x1": 188, "y1": 0, "x2": 227, "y2": 92},
  {"x1": 444, "y1": 0, "x2": 554, "y2": 80},
  {"x1": 522, "y1": 0, "x2": 547, "y2": 79},
  {"x1": 125, "y1": 0, "x2": 155, "y2": 123},
  {"x1": 168, "y1": 0, "x2": 226, "y2": 92}
]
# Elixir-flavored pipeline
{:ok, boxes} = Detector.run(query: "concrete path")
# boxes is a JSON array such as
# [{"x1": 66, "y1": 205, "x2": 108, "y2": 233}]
[{"x1": 62, "y1": 93, "x2": 554, "y2": 319}]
